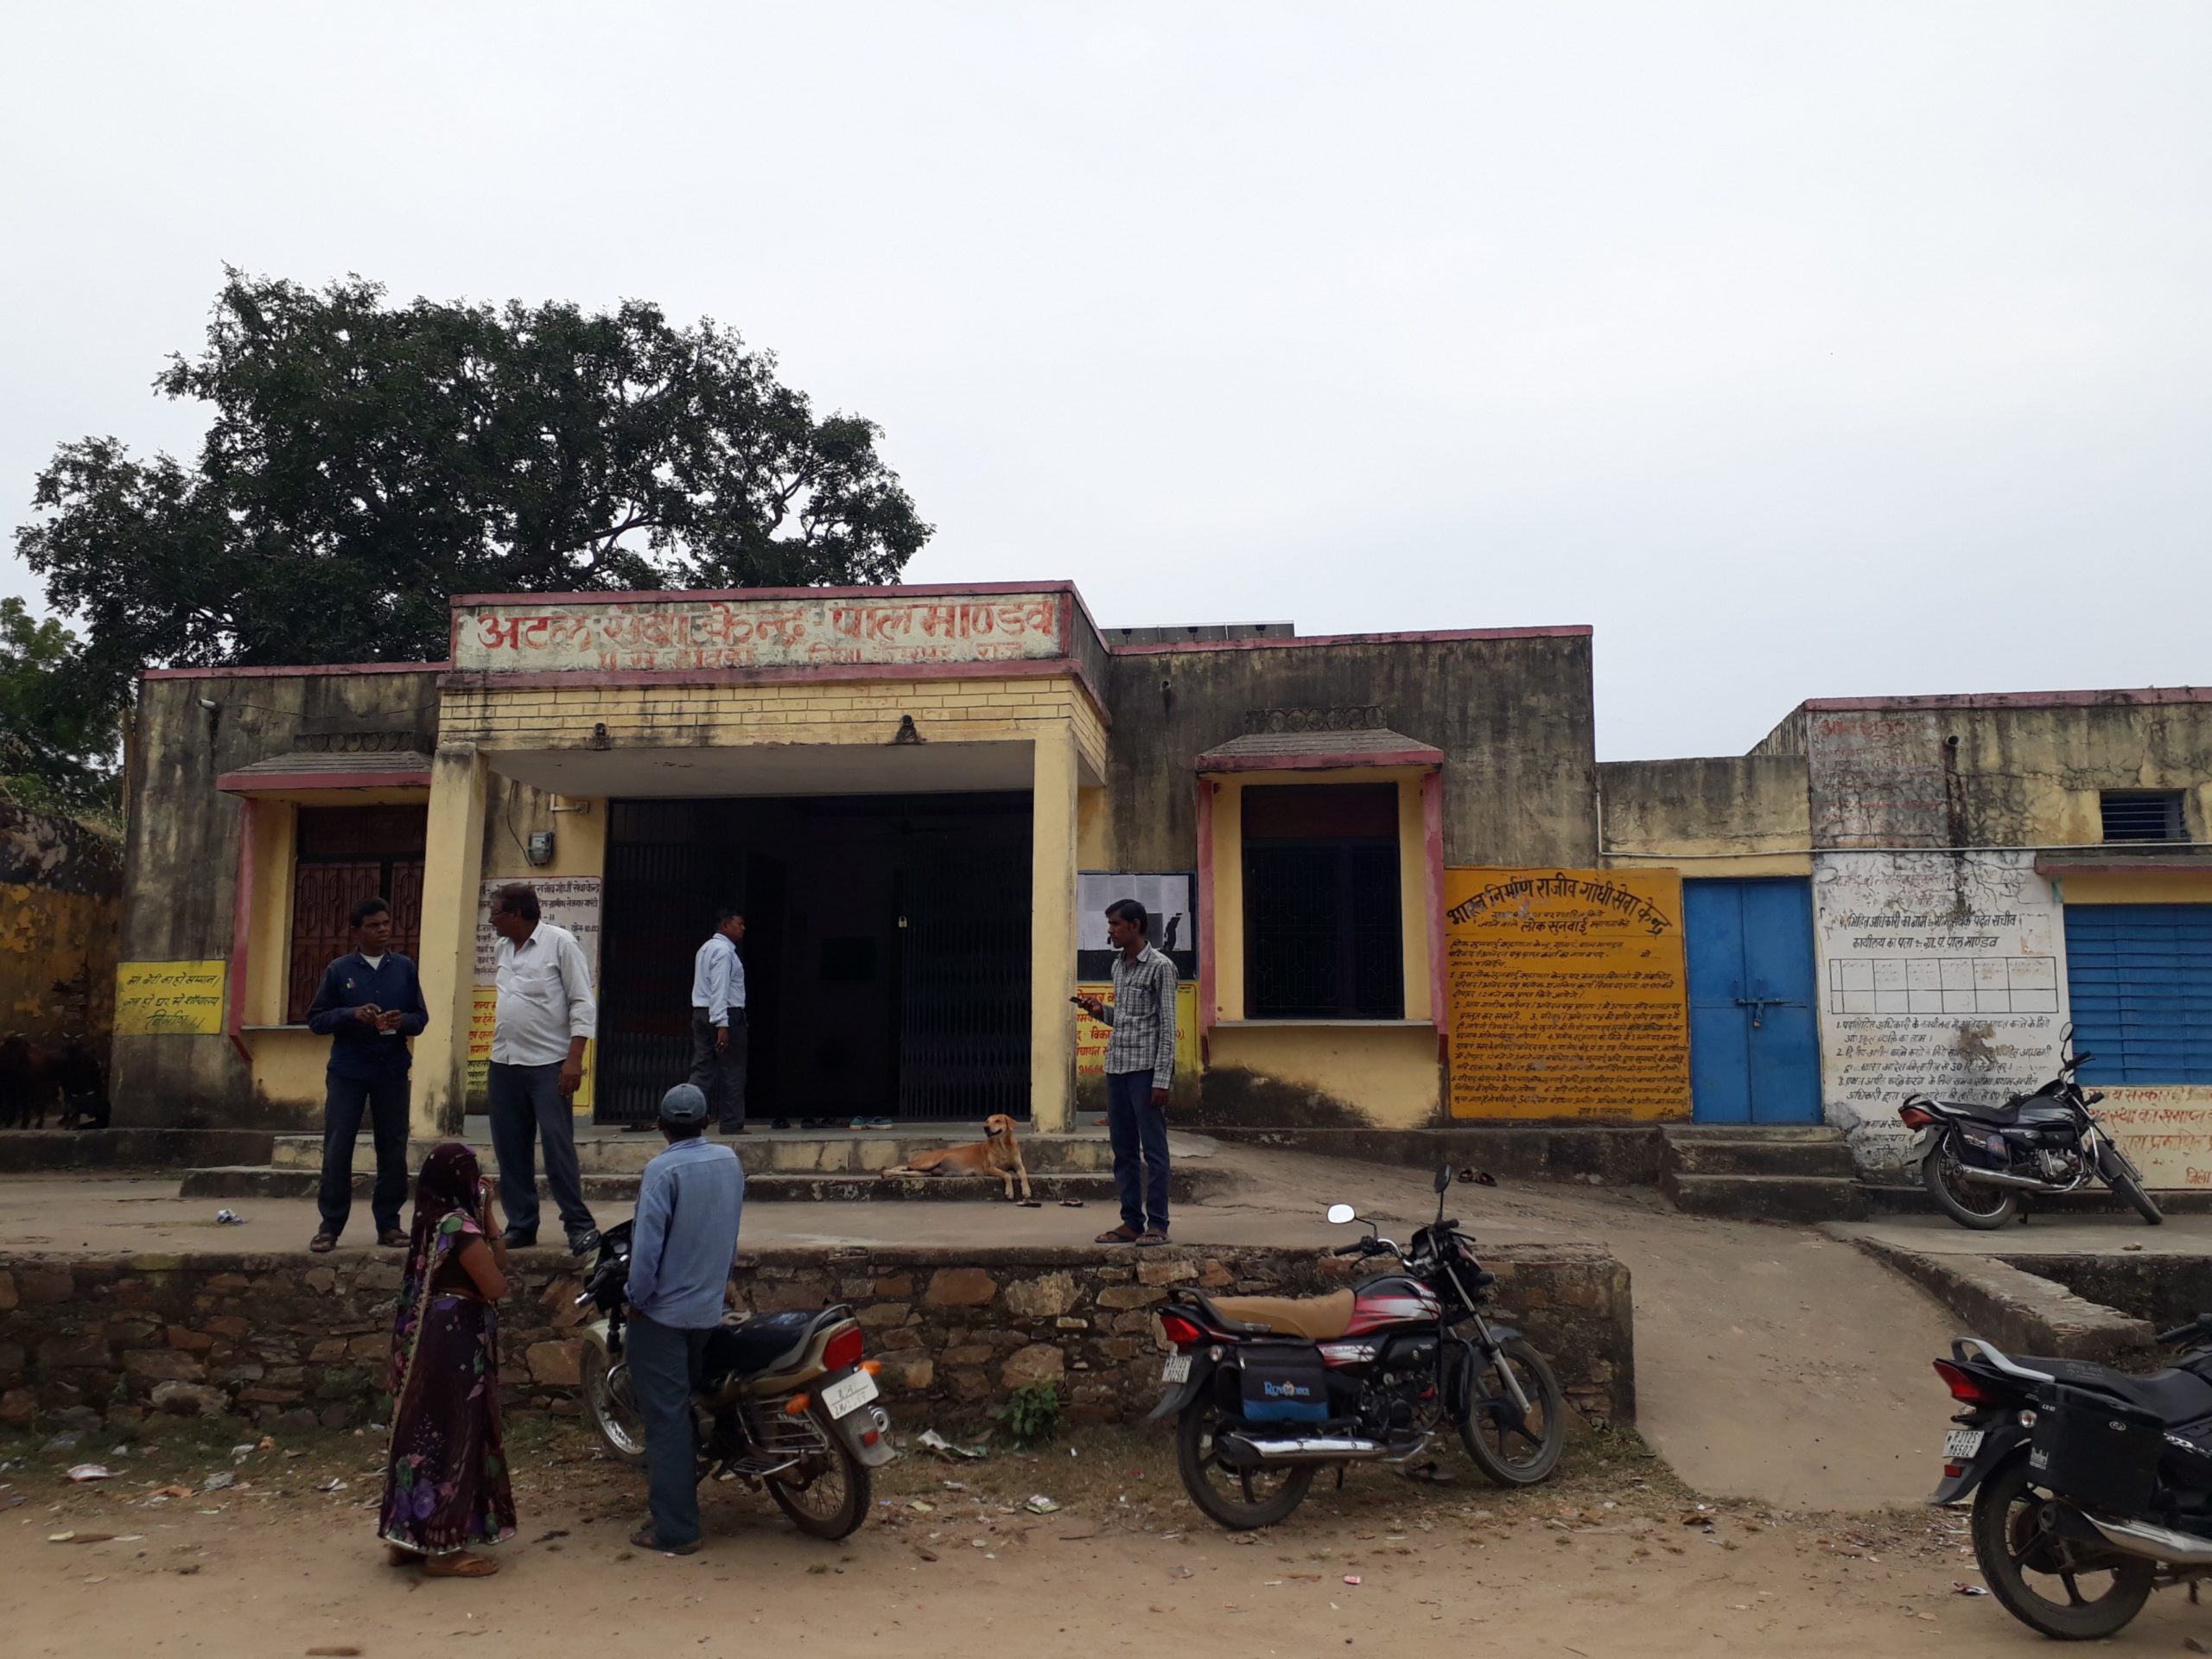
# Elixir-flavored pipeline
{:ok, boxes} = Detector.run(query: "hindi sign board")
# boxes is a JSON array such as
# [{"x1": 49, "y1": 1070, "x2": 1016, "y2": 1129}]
[
  {"x1": 114, "y1": 960, "x2": 227, "y2": 1036},
  {"x1": 453, "y1": 592, "x2": 1067, "y2": 676},
  {"x1": 1444, "y1": 868, "x2": 1690, "y2": 1120}
]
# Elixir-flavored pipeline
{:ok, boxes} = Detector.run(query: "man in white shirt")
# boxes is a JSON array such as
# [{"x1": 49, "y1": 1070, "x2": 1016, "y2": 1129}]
[
  {"x1": 686, "y1": 909, "x2": 747, "y2": 1135},
  {"x1": 486, "y1": 881, "x2": 599, "y2": 1254}
]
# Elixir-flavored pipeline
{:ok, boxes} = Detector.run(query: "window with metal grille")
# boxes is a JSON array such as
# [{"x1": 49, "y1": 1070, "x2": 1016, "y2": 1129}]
[
  {"x1": 1241, "y1": 784, "x2": 1403, "y2": 1020},
  {"x1": 286, "y1": 805, "x2": 428, "y2": 1023},
  {"x1": 2101, "y1": 791, "x2": 2186, "y2": 843},
  {"x1": 2063, "y1": 904, "x2": 2212, "y2": 1084}
]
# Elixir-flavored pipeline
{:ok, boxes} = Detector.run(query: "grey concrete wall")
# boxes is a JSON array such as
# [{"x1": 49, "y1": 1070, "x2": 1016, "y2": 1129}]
[
  {"x1": 1102, "y1": 632, "x2": 1598, "y2": 869},
  {"x1": 1598, "y1": 754, "x2": 1809, "y2": 857},
  {"x1": 114, "y1": 671, "x2": 441, "y2": 1128}
]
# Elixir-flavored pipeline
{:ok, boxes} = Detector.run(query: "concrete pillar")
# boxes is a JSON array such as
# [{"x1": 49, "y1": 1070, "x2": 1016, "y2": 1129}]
[
  {"x1": 1029, "y1": 723, "x2": 1079, "y2": 1133},
  {"x1": 414, "y1": 744, "x2": 489, "y2": 1137}
]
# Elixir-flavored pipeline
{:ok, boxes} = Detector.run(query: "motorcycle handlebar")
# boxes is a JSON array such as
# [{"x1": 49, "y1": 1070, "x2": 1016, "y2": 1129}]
[
  {"x1": 2158, "y1": 1314, "x2": 2212, "y2": 1346},
  {"x1": 1332, "y1": 1240, "x2": 1370, "y2": 1257}
]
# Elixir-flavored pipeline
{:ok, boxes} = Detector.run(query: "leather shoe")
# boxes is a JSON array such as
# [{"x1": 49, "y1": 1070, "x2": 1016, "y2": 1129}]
[
  {"x1": 501, "y1": 1229, "x2": 537, "y2": 1249},
  {"x1": 568, "y1": 1230, "x2": 601, "y2": 1257}
]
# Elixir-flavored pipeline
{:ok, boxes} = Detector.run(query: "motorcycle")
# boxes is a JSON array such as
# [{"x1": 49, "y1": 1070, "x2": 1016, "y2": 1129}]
[
  {"x1": 575, "y1": 1221, "x2": 894, "y2": 1541},
  {"x1": 1147, "y1": 1164, "x2": 1567, "y2": 1529},
  {"x1": 1929, "y1": 1319, "x2": 2212, "y2": 1640},
  {"x1": 1898, "y1": 1028, "x2": 2160, "y2": 1230}
]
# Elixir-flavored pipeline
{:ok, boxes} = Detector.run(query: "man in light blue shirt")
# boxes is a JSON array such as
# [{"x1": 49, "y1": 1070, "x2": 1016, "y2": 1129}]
[
  {"x1": 686, "y1": 909, "x2": 748, "y2": 1135},
  {"x1": 625, "y1": 1082, "x2": 744, "y2": 1555}
]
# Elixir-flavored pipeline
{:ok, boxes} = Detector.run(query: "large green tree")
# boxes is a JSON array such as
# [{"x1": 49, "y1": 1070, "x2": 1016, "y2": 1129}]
[
  {"x1": 15, "y1": 270, "x2": 933, "y2": 703},
  {"x1": 0, "y1": 598, "x2": 120, "y2": 817}
]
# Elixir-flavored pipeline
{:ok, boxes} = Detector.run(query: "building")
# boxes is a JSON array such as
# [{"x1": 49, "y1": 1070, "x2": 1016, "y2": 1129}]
[
  {"x1": 107, "y1": 579, "x2": 2212, "y2": 1187},
  {"x1": 1603, "y1": 688, "x2": 2212, "y2": 1179},
  {"x1": 113, "y1": 582, "x2": 1597, "y2": 1136}
]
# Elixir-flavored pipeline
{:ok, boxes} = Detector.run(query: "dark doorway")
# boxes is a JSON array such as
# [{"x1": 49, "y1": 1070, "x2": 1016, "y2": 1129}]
[{"x1": 595, "y1": 793, "x2": 1032, "y2": 1126}]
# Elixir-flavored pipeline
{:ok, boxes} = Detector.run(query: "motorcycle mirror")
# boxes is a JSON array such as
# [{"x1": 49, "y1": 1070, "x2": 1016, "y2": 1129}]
[
  {"x1": 1433, "y1": 1164, "x2": 1451, "y2": 1195},
  {"x1": 1325, "y1": 1203, "x2": 1357, "y2": 1225}
]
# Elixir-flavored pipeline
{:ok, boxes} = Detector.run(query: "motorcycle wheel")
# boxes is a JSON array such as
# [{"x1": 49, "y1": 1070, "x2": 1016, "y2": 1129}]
[
  {"x1": 1173, "y1": 1397, "x2": 1314, "y2": 1530},
  {"x1": 2097, "y1": 1146, "x2": 2164, "y2": 1225},
  {"x1": 1458, "y1": 1338, "x2": 1567, "y2": 1488},
  {"x1": 1923, "y1": 1140, "x2": 2018, "y2": 1230},
  {"x1": 1970, "y1": 1453, "x2": 2152, "y2": 1641},
  {"x1": 581, "y1": 1344, "x2": 647, "y2": 1470},
  {"x1": 767, "y1": 1417, "x2": 871, "y2": 1541}
]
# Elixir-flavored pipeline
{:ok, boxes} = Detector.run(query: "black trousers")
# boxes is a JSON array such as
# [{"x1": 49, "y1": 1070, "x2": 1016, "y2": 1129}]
[
  {"x1": 318, "y1": 1070, "x2": 411, "y2": 1237},
  {"x1": 687, "y1": 1007, "x2": 747, "y2": 1128}
]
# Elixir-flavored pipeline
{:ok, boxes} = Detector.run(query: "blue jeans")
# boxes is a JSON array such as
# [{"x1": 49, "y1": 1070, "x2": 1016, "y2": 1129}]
[
  {"x1": 486, "y1": 1060, "x2": 595, "y2": 1244},
  {"x1": 1106, "y1": 1069, "x2": 1171, "y2": 1234},
  {"x1": 626, "y1": 1314, "x2": 712, "y2": 1548},
  {"x1": 317, "y1": 1069, "x2": 410, "y2": 1238}
]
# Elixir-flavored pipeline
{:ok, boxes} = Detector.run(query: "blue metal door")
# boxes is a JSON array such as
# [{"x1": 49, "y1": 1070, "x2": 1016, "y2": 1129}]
[{"x1": 1683, "y1": 878, "x2": 1821, "y2": 1123}]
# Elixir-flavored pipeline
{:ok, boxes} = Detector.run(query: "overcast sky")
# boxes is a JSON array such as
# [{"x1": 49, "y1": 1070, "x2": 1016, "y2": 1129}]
[{"x1": 3, "y1": 3, "x2": 2206, "y2": 760}]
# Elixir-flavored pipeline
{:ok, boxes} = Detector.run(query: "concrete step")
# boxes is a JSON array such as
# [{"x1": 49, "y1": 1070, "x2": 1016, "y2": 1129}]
[
  {"x1": 269, "y1": 1130, "x2": 1193, "y2": 1179},
  {"x1": 178, "y1": 1164, "x2": 1229, "y2": 1206},
  {"x1": 1662, "y1": 1137, "x2": 1859, "y2": 1179},
  {"x1": 1859, "y1": 1183, "x2": 2212, "y2": 1218},
  {"x1": 1661, "y1": 1124, "x2": 1847, "y2": 1143},
  {"x1": 1662, "y1": 1172, "x2": 1868, "y2": 1224}
]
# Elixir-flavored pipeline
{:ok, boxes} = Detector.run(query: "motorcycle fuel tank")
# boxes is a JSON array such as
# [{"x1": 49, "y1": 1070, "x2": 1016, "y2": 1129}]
[{"x1": 1348, "y1": 1274, "x2": 1441, "y2": 1335}]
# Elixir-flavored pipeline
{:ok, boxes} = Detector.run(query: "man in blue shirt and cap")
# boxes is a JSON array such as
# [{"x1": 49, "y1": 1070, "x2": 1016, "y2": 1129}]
[{"x1": 626, "y1": 1081, "x2": 745, "y2": 1555}]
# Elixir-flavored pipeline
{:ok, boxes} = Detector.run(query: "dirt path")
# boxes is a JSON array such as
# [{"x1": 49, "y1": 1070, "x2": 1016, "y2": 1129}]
[{"x1": 7, "y1": 1419, "x2": 2196, "y2": 1658}]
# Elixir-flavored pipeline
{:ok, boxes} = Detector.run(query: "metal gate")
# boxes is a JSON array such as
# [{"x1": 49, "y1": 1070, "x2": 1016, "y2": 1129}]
[
  {"x1": 1684, "y1": 877, "x2": 1821, "y2": 1123},
  {"x1": 896, "y1": 846, "x2": 1032, "y2": 1120}
]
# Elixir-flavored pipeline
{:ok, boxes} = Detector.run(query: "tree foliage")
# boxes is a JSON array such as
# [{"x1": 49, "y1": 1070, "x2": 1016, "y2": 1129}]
[
  {"x1": 15, "y1": 270, "x2": 932, "y2": 702},
  {"x1": 0, "y1": 598, "x2": 120, "y2": 817}
]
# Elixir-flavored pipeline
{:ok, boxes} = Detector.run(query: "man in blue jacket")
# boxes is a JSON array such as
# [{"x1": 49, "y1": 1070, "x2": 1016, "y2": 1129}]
[
  {"x1": 625, "y1": 1081, "x2": 744, "y2": 1555},
  {"x1": 305, "y1": 896, "x2": 429, "y2": 1253}
]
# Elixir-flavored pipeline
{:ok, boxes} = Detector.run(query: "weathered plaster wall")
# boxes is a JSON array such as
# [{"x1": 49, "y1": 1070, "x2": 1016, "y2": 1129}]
[
  {"x1": 116, "y1": 671, "x2": 443, "y2": 1128},
  {"x1": 1598, "y1": 754, "x2": 1812, "y2": 877},
  {"x1": 0, "y1": 805, "x2": 120, "y2": 1043},
  {"x1": 1103, "y1": 632, "x2": 1598, "y2": 873}
]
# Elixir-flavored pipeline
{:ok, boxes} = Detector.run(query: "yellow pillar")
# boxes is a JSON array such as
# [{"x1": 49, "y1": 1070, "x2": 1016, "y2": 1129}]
[
  {"x1": 414, "y1": 744, "x2": 489, "y2": 1137},
  {"x1": 1029, "y1": 723, "x2": 1079, "y2": 1133}
]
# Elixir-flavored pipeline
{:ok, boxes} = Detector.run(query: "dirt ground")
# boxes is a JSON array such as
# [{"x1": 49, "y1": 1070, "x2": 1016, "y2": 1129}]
[{"x1": 11, "y1": 1411, "x2": 2209, "y2": 1658}]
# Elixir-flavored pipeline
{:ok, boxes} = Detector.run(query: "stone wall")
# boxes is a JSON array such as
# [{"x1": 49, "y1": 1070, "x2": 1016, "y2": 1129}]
[{"x1": 0, "y1": 1242, "x2": 1630, "y2": 1434}]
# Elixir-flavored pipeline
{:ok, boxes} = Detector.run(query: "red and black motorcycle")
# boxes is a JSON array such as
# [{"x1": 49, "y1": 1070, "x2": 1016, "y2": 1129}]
[{"x1": 1147, "y1": 1165, "x2": 1567, "y2": 1529}]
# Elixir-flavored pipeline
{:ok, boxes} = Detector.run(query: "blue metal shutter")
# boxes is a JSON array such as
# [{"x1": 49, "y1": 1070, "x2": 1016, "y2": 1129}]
[{"x1": 2063, "y1": 904, "x2": 2212, "y2": 1084}]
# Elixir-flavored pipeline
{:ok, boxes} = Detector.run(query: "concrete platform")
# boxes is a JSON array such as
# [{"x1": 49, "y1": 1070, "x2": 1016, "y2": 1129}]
[{"x1": 180, "y1": 1164, "x2": 1227, "y2": 1205}]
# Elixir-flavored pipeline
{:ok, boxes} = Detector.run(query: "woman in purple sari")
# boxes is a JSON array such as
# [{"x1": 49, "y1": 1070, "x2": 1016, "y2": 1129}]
[{"x1": 379, "y1": 1142, "x2": 517, "y2": 1578}]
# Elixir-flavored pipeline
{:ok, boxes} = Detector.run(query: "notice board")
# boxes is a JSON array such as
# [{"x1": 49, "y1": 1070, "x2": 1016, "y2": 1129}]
[
  {"x1": 1444, "y1": 868, "x2": 1690, "y2": 1120},
  {"x1": 114, "y1": 960, "x2": 227, "y2": 1036}
]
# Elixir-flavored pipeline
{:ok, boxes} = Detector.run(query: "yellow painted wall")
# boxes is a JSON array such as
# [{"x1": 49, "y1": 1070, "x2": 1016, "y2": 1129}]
[
  {"x1": 1076, "y1": 785, "x2": 1112, "y2": 869},
  {"x1": 1199, "y1": 768, "x2": 1434, "y2": 1027},
  {"x1": 440, "y1": 674, "x2": 1110, "y2": 785},
  {"x1": 1946, "y1": 706, "x2": 2212, "y2": 845},
  {"x1": 1597, "y1": 755, "x2": 1812, "y2": 877},
  {"x1": 1207, "y1": 1022, "x2": 1441, "y2": 1127},
  {"x1": 1, "y1": 884, "x2": 118, "y2": 1037}
]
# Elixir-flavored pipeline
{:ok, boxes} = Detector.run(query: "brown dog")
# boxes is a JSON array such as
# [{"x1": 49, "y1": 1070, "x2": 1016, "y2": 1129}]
[{"x1": 880, "y1": 1114, "x2": 1035, "y2": 1204}]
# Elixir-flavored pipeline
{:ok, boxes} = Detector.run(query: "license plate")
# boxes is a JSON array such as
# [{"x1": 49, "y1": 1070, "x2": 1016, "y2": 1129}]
[
  {"x1": 1944, "y1": 1428, "x2": 1984, "y2": 1460},
  {"x1": 1160, "y1": 1353, "x2": 1192, "y2": 1384},
  {"x1": 821, "y1": 1370, "x2": 880, "y2": 1420}
]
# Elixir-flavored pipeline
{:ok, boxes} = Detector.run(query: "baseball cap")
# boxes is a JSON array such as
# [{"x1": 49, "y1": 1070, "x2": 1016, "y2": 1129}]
[{"x1": 658, "y1": 1083, "x2": 709, "y2": 1124}]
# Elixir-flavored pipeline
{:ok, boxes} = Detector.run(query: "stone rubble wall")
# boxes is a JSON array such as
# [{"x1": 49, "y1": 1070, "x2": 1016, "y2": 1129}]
[{"x1": 0, "y1": 1243, "x2": 1631, "y2": 1436}]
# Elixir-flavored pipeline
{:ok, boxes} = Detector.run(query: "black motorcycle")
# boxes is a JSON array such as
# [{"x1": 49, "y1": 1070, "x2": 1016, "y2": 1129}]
[
  {"x1": 1899, "y1": 1030, "x2": 2159, "y2": 1230},
  {"x1": 1931, "y1": 1319, "x2": 2212, "y2": 1639},
  {"x1": 575, "y1": 1222, "x2": 893, "y2": 1541},
  {"x1": 1147, "y1": 1164, "x2": 1567, "y2": 1529}
]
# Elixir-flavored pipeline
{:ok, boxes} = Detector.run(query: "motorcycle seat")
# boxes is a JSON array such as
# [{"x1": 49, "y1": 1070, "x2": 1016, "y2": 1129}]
[
  {"x1": 1199, "y1": 1289, "x2": 1357, "y2": 1341},
  {"x1": 1934, "y1": 1096, "x2": 2067, "y2": 1128},
  {"x1": 2017, "y1": 1356, "x2": 2212, "y2": 1425},
  {"x1": 702, "y1": 1310, "x2": 821, "y2": 1382}
]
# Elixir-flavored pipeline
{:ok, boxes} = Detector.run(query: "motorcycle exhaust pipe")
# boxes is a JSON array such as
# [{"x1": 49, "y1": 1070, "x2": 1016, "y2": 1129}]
[
  {"x1": 1952, "y1": 1165, "x2": 2053, "y2": 1191},
  {"x1": 2087, "y1": 1515, "x2": 2212, "y2": 1567},
  {"x1": 1214, "y1": 1432, "x2": 1389, "y2": 1467}
]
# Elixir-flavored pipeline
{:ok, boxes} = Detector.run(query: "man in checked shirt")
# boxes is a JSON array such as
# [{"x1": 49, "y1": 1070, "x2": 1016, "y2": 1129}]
[{"x1": 1075, "y1": 898, "x2": 1178, "y2": 1247}]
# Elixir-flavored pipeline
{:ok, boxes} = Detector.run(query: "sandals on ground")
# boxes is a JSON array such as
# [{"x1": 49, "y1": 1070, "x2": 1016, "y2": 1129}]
[
  {"x1": 630, "y1": 1527, "x2": 702, "y2": 1555},
  {"x1": 1135, "y1": 1230, "x2": 1171, "y2": 1247},
  {"x1": 423, "y1": 1551, "x2": 499, "y2": 1578},
  {"x1": 378, "y1": 1230, "x2": 407, "y2": 1248},
  {"x1": 1095, "y1": 1225, "x2": 1139, "y2": 1244}
]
